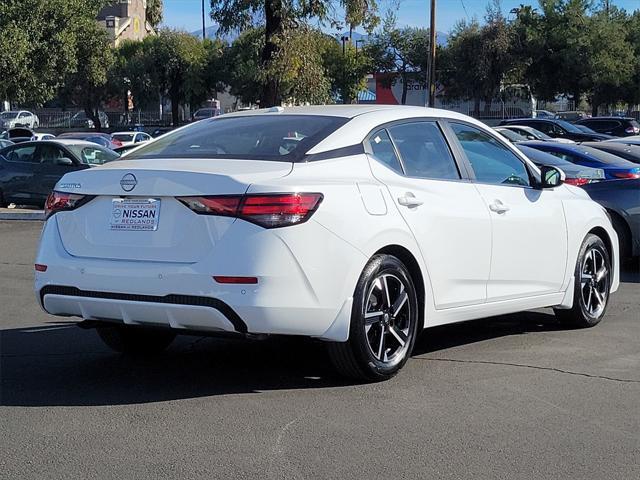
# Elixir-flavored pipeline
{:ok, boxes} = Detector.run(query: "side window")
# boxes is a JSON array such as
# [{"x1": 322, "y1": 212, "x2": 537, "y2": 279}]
[
  {"x1": 451, "y1": 123, "x2": 531, "y2": 187},
  {"x1": 81, "y1": 147, "x2": 117, "y2": 165},
  {"x1": 368, "y1": 129, "x2": 403, "y2": 174},
  {"x1": 38, "y1": 145, "x2": 67, "y2": 165},
  {"x1": 387, "y1": 122, "x2": 460, "y2": 180},
  {"x1": 533, "y1": 122, "x2": 552, "y2": 135},
  {"x1": 19, "y1": 112, "x2": 29, "y2": 118},
  {"x1": 4, "y1": 145, "x2": 37, "y2": 163}
]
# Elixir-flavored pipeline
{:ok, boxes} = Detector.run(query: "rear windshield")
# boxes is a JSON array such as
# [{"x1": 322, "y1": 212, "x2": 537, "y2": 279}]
[{"x1": 126, "y1": 115, "x2": 348, "y2": 161}]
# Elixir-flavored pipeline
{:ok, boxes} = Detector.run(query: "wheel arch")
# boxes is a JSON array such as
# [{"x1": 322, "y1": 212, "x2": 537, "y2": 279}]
[
  {"x1": 604, "y1": 209, "x2": 631, "y2": 259},
  {"x1": 587, "y1": 225, "x2": 614, "y2": 285},
  {"x1": 374, "y1": 244, "x2": 426, "y2": 330}
]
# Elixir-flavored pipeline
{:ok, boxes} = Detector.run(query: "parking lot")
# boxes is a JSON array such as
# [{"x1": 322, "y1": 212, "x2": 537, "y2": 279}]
[{"x1": 1, "y1": 220, "x2": 638, "y2": 479}]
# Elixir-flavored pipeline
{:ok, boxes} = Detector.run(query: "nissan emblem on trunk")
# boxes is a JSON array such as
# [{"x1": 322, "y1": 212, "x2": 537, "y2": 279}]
[{"x1": 120, "y1": 173, "x2": 137, "y2": 192}]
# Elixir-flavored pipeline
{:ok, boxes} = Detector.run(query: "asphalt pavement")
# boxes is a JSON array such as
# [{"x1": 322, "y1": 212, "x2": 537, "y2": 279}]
[{"x1": 1, "y1": 220, "x2": 639, "y2": 479}]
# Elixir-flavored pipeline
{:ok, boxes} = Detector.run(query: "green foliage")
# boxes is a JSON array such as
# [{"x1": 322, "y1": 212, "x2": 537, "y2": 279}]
[
  {"x1": 210, "y1": 0, "x2": 379, "y2": 105},
  {"x1": 59, "y1": 20, "x2": 115, "y2": 129},
  {"x1": 324, "y1": 39, "x2": 372, "y2": 104},
  {"x1": 367, "y1": 11, "x2": 429, "y2": 104},
  {"x1": 0, "y1": 0, "x2": 109, "y2": 105},
  {"x1": 146, "y1": 0, "x2": 164, "y2": 28}
]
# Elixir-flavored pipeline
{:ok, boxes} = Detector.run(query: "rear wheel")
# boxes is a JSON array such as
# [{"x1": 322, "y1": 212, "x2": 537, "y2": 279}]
[
  {"x1": 554, "y1": 234, "x2": 611, "y2": 328},
  {"x1": 327, "y1": 254, "x2": 419, "y2": 381},
  {"x1": 96, "y1": 325, "x2": 176, "y2": 354}
]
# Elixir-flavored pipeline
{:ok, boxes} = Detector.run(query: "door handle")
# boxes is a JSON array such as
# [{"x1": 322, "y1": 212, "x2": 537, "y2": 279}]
[
  {"x1": 397, "y1": 192, "x2": 423, "y2": 208},
  {"x1": 489, "y1": 200, "x2": 510, "y2": 214}
]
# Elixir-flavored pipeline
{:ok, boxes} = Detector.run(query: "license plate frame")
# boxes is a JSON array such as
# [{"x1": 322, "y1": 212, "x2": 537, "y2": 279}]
[{"x1": 110, "y1": 198, "x2": 161, "y2": 231}]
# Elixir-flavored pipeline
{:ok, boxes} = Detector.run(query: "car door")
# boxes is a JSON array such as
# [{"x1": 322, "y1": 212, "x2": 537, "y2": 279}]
[
  {"x1": 0, "y1": 144, "x2": 39, "y2": 203},
  {"x1": 448, "y1": 122, "x2": 568, "y2": 301},
  {"x1": 366, "y1": 120, "x2": 492, "y2": 309},
  {"x1": 34, "y1": 144, "x2": 85, "y2": 202}
]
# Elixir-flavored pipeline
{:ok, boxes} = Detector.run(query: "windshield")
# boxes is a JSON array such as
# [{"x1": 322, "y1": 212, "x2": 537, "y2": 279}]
[
  {"x1": 127, "y1": 115, "x2": 348, "y2": 161},
  {"x1": 0, "y1": 112, "x2": 18, "y2": 119},
  {"x1": 112, "y1": 134, "x2": 135, "y2": 142},
  {"x1": 555, "y1": 120, "x2": 582, "y2": 133},
  {"x1": 496, "y1": 129, "x2": 527, "y2": 142},
  {"x1": 67, "y1": 145, "x2": 119, "y2": 165}
]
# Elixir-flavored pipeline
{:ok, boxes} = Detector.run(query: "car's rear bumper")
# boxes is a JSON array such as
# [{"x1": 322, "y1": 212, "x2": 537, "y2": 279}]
[{"x1": 34, "y1": 216, "x2": 366, "y2": 341}]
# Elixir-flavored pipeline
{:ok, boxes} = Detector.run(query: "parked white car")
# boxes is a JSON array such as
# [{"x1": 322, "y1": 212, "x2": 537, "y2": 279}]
[
  {"x1": 111, "y1": 131, "x2": 152, "y2": 147},
  {"x1": 34, "y1": 105, "x2": 619, "y2": 380},
  {"x1": 499, "y1": 124, "x2": 575, "y2": 144},
  {"x1": 0, "y1": 110, "x2": 39, "y2": 129},
  {"x1": 32, "y1": 133, "x2": 56, "y2": 141}
]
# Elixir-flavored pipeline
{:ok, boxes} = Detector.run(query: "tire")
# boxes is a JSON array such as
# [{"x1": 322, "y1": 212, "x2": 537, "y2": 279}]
[
  {"x1": 327, "y1": 254, "x2": 419, "y2": 381},
  {"x1": 96, "y1": 324, "x2": 176, "y2": 354},
  {"x1": 554, "y1": 234, "x2": 611, "y2": 328}
]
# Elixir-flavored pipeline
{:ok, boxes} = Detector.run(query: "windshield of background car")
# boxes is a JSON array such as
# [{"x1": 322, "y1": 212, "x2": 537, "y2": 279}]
[
  {"x1": 67, "y1": 145, "x2": 119, "y2": 165},
  {"x1": 555, "y1": 120, "x2": 582, "y2": 133},
  {"x1": 126, "y1": 115, "x2": 349, "y2": 161}
]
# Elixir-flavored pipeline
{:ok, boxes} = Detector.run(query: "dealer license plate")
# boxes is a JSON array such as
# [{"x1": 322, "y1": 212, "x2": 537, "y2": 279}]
[{"x1": 110, "y1": 198, "x2": 160, "y2": 231}]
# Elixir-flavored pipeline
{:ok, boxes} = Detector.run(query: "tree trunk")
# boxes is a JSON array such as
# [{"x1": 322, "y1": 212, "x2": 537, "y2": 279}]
[
  {"x1": 171, "y1": 92, "x2": 180, "y2": 127},
  {"x1": 260, "y1": 0, "x2": 283, "y2": 107},
  {"x1": 401, "y1": 71, "x2": 408, "y2": 105},
  {"x1": 85, "y1": 103, "x2": 101, "y2": 132},
  {"x1": 484, "y1": 98, "x2": 493, "y2": 117},
  {"x1": 473, "y1": 98, "x2": 481, "y2": 117},
  {"x1": 572, "y1": 90, "x2": 580, "y2": 110}
]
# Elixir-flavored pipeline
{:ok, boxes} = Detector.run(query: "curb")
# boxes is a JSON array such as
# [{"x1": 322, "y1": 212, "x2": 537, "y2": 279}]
[{"x1": 0, "y1": 211, "x2": 45, "y2": 221}]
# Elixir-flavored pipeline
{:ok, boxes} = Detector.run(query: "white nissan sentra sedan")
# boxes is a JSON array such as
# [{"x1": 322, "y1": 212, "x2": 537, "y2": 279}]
[{"x1": 35, "y1": 105, "x2": 619, "y2": 380}]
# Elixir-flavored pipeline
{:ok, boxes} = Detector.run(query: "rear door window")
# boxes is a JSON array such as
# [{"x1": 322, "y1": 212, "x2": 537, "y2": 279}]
[
  {"x1": 387, "y1": 122, "x2": 460, "y2": 180},
  {"x1": 4, "y1": 145, "x2": 37, "y2": 163},
  {"x1": 369, "y1": 129, "x2": 403, "y2": 174}
]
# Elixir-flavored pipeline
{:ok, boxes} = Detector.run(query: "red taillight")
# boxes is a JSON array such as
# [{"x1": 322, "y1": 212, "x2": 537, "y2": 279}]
[
  {"x1": 34, "y1": 264, "x2": 47, "y2": 272},
  {"x1": 111, "y1": 139, "x2": 123, "y2": 147},
  {"x1": 625, "y1": 126, "x2": 639, "y2": 135},
  {"x1": 213, "y1": 276, "x2": 258, "y2": 284},
  {"x1": 45, "y1": 191, "x2": 92, "y2": 219},
  {"x1": 564, "y1": 177, "x2": 591, "y2": 186},
  {"x1": 178, "y1": 193, "x2": 323, "y2": 228},
  {"x1": 612, "y1": 172, "x2": 640, "y2": 179}
]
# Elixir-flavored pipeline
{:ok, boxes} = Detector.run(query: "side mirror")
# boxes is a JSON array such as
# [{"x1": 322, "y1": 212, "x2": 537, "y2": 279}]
[
  {"x1": 527, "y1": 135, "x2": 536, "y2": 140},
  {"x1": 56, "y1": 157, "x2": 74, "y2": 166},
  {"x1": 540, "y1": 165, "x2": 565, "y2": 188}
]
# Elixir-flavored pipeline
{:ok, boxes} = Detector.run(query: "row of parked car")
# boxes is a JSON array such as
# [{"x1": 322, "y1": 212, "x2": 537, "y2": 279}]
[{"x1": 492, "y1": 117, "x2": 640, "y2": 259}]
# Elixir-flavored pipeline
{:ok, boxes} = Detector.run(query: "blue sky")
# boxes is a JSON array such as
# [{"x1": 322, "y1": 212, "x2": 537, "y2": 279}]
[{"x1": 162, "y1": 0, "x2": 640, "y2": 34}]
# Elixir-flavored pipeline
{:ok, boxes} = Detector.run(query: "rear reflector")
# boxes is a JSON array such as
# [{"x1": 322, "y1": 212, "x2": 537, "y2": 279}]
[
  {"x1": 45, "y1": 191, "x2": 93, "y2": 219},
  {"x1": 612, "y1": 172, "x2": 640, "y2": 179},
  {"x1": 34, "y1": 264, "x2": 48, "y2": 272},
  {"x1": 213, "y1": 276, "x2": 258, "y2": 284},
  {"x1": 178, "y1": 193, "x2": 323, "y2": 228}
]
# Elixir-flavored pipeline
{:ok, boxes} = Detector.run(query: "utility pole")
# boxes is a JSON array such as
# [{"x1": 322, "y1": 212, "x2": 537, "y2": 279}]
[
  {"x1": 341, "y1": 36, "x2": 349, "y2": 104},
  {"x1": 202, "y1": 0, "x2": 206, "y2": 40},
  {"x1": 427, "y1": 0, "x2": 437, "y2": 107}
]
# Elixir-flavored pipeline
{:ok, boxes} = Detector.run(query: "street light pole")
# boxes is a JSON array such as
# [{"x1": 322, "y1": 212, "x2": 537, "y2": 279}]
[
  {"x1": 202, "y1": 0, "x2": 206, "y2": 40},
  {"x1": 427, "y1": 0, "x2": 436, "y2": 107}
]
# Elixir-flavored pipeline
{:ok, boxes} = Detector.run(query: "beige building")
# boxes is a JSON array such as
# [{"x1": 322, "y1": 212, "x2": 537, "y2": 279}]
[{"x1": 97, "y1": 0, "x2": 153, "y2": 45}]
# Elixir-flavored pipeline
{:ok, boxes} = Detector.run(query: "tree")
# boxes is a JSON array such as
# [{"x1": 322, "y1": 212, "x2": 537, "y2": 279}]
[
  {"x1": 142, "y1": 29, "x2": 208, "y2": 126},
  {"x1": 59, "y1": 21, "x2": 114, "y2": 130},
  {"x1": 368, "y1": 12, "x2": 428, "y2": 104},
  {"x1": 440, "y1": 4, "x2": 515, "y2": 115},
  {"x1": 225, "y1": 27, "x2": 335, "y2": 106},
  {"x1": 0, "y1": 0, "x2": 108, "y2": 106},
  {"x1": 210, "y1": 0, "x2": 378, "y2": 107},
  {"x1": 324, "y1": 39, "x2": 372, "y2": 104},
  {"x1": 146, "y1": 0, "x2": 164, "y2": 28}
]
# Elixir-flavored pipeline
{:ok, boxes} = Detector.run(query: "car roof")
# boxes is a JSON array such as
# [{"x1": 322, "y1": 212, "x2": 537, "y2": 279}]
[
  {"x1": 112, "y1": 131, "x2": 140, "y2": 135},
  {"x1": 58, "y1": 132, "x2": 111, "y2": 138},
  {"x1": 9, "y1": 139, "x2": 101, "y2": 147},
  {"x1": 221, "y1": 105, "x2": 465, "y2": 120},
  {"x1": 579, "y1": 116, "x2": 634, "y2": 121}
]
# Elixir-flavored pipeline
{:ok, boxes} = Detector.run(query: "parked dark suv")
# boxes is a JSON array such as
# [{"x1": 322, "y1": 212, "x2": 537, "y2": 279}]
[
  {"x1": 575, "y1": 117, "x2": 640, "y2": 137},
  {"x1": 499, "y1": 118, "x2": 614, "y2": 142}
]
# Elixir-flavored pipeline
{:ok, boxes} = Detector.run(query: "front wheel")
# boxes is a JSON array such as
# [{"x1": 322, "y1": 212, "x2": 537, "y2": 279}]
[
  {"x1": 96, "y1": 325, "x2": 176, "y2": 354},
  {"x1": 327, "y1": 254, "x2": 419, "y2": 381},
  {"x1": 554, "y1": 234, "x2": 611, "y2": 328}
]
